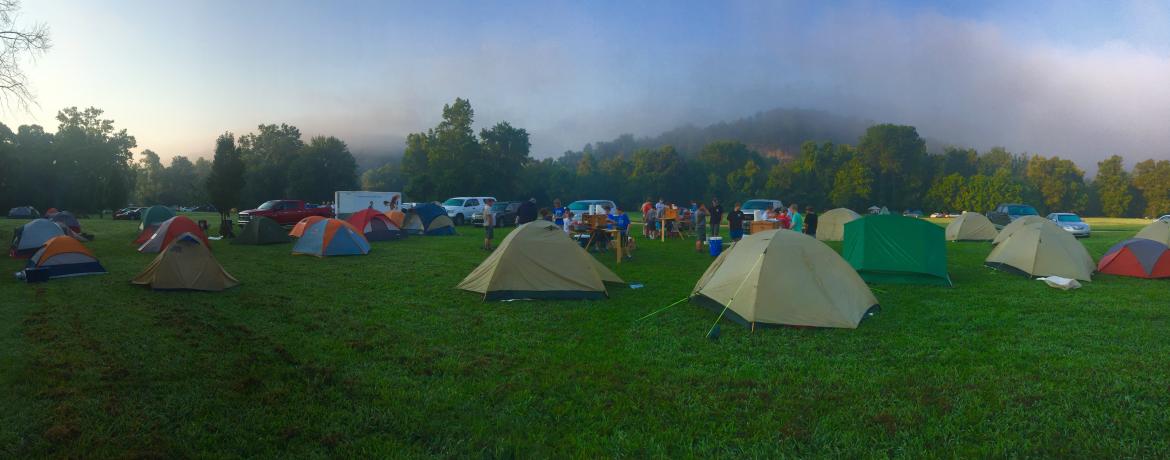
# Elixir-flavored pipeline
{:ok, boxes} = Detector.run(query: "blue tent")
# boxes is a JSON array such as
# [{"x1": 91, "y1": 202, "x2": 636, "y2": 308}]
[
  {"x1": 291, "y1": 219, "x2": 371, "y2": 257},
  {"x1": 414, "y1": 203, "x2": 456, "y2": 236}
]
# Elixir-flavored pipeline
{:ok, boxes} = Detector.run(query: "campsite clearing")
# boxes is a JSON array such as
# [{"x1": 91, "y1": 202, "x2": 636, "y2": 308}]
[{"x1": 1, "y1": 215, "x2": 1168, "y2": 457}]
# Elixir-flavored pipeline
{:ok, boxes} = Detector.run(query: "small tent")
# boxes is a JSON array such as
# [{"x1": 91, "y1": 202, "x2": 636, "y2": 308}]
[
  {"x1": 7, "y1": 206, "x2": 38, "y2": 219},
  {"x1": 233, "y1": 216, "x2": 290, "y2": 245},
  {"x1": 843, "y1": 215, "x2": 952, "y2": 286},
  {"x1": 346, "y1": 208, "x2": 404, "y2": 241},
  {"x1": 289, "y1": 215, "x2": 327, "y2": 238},
  {"x1": 815, "y1": 208, "x2": 861, "y2": 241},
  {"x1": 139, "y1": 216, "x2": 209, "y2": 253},
  {"x1": 135, "y1": 205, "x2": 177, "y2": 243},
  {"x1": 1097, "y1": 238, "x2": 1170, "y2": 279},
  {"x1": 43, "y1": 207, "x2": 58, "y2": 217},
  {"x1": 692, "y1": 229, "x2": 878, "y2": 329},
  {"x1": 992, "y1": 215, "x2": 1051, "y2": 245},
  {"x1": 133, "y1": 235, "x2": 239, "y2": 291},
  {"x1": 18, "y1": 236, "x2": 106, "y2": 280},
  {"x1": 985, "y1": 221, "x2": 1094, "y2": 281},
  {"x1": 945, "y1": 212, "x2": 998, "y2": 241},
  {"x1": 414, "y1": 203, "x2": 456, "y2": 236},
  {"x1": 291, "y1": 218, "x2": 370, "y2": 256},
  {"x1": 458, "y1": 220, "x2": 623, "y2": 300},
  {"x1": 49, "y1": 211, "x2": 81, "y2": 233},
  {"x1": 1135, "y1": 221, "x2": 1170, "y2": 246},
  {"x1": 10, "y1": 219, "x2": 65, "y2": 258},
  {"x1": 402, "y1": 212, "x2": 425, "y2": 235},
  {"x1": 384, "y1": 210, "x2": 406, "y2": 229}
]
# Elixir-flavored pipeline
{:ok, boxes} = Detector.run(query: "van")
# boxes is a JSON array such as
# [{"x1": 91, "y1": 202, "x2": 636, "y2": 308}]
[{"x1": 442, "y1": 196, "x2": 496, "y2": 225}]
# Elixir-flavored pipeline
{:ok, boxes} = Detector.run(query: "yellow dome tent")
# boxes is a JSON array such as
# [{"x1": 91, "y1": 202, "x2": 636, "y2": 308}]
[
  {"x1": 457, "y1": 221, "x2": 623, "y2": 300},
  {"x1": 945, "y1": 212, "x2": 999, "y2": 241},
  {"x1": 1135, "y1": 221, "x2": 1170, "y2": 246},
  {"x1": 692, "y1": 229, "x2": 878, "y2": 329},
  {"x1": 815, "y1": 208, "x2": 861, "y2": 241},
  {"x1": 992, "y1": 215, "x2": 1052, "y2": 245},
  {"x1": 132, "y1": 234, "x2": 239, "y2": 291},
  {"x1": 985, "y1": 221, "x2": 1094, "y2": 281}
]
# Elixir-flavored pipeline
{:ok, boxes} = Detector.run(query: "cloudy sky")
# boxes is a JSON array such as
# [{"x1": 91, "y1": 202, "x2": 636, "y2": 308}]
[{"x1": 7, "y1": 0, "x2": 1170, "y2": 172}]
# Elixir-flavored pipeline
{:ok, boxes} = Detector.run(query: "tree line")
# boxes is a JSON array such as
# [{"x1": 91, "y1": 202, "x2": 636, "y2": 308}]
[
  {"x1": 0, "y1": 107, "x2": 360, "y2": 217},
  {"x1": 2, "y1": 101, "x2": 1167, "y2": 219}
]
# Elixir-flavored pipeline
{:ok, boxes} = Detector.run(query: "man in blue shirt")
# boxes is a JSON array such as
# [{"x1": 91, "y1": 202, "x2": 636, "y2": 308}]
[
  {"x1": 607, "y1": 207, "x2": 632, "y2": 258},
  {"x1": 553, "y1": 198, "x2": 566, "y2": 227}
]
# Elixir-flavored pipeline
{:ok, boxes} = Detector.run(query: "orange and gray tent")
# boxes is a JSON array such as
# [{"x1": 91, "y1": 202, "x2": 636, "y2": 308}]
[
  {"x1": 10, "y1": 218, "x2": 65, "y2": 258},
  {"x1": 346, "y1": 208, "x2": 404, "y2": 241},
  {"x1": 815, "y1": 208, "x2": 861, "y2": 241},
  {"x1": 1135, "y1": 221, "x2": 1170, "y2": 246},
  {"x1": 1097, "y1": 238, "x2": 1170, "y2": 279},
  {"x1": 457, "y1": 220, "x2": 623, "y2": 300},
  {"x1": 132, "y1": 234, "x2": 238, "y2": 291},
  {"x1": 384, "y1": 210, "x2": 406, "y2": 229},
  {"x1": 291, "y1": 218, "x2": 370, "y2": 256},
  {"x1": 692, "y1": 229, "x2": 878, "y2": 329},
  {"x1": 945, "y1": 212, "x2": 998, "y2": 241},
  {"x1": 992, "y1": 215, "x2": 1050, "y2": 245},
  {"x1": 985, "y1": 220, "x2": 1094, "y2": 281},
  {"x1": 18, "y1": 236, "x2": 106, "y2": 280},
  {"x1": 135, "y1": 205, "x2": 177, "y2": 243},
  {"x1": 289, "y1": 215, "x2": 327, "y2": 238},
  {"x1": 139, "y1": 216, "x2": 209, "y2": 253}
]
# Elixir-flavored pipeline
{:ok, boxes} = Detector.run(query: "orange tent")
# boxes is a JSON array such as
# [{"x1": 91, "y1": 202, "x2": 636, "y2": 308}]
[
  {"x1": 21, "y1": 235, "x2": 106, "y2": 279},
  {"x1": 290, "y1": 215, "x2": 327, "y2": 238},
  {"x1": 138, "y1": 216, "x2": 209, "y2": 253},
  {"x1": 384, "y1": 210, "x2": 406, "y2": 229},
  {"x1": 347, "y1": 208, "x2": 403, "y2": 241}
]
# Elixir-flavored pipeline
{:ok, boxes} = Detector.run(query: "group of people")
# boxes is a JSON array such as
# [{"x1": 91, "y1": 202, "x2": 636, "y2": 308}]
[
  {"x1": 641, "y1": 198, "x2": 820, "y2": 252},
  {"x1": 480, "y1": 196, "x2": 820, "y2": 255}
]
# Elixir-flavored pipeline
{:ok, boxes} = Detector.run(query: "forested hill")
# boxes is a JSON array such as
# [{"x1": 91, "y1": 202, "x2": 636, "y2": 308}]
[{"x1": 562, "y1": 108, "x2": 876, "y2": 162}]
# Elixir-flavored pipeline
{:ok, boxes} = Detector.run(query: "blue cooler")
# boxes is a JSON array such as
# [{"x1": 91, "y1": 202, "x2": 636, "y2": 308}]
[{"x1": 708, "y1": 237, "x2": 723, "y2": 257}]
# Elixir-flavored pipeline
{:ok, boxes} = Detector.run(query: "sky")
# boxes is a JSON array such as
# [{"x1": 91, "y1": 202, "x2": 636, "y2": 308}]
[{"x1": 6, "y1": 0, "x2": 1170, "y2": 173}]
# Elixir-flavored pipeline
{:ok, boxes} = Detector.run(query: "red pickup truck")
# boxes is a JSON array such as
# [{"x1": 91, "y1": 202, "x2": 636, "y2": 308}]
[{"x1": 238, "y1": 200, "x2": 334, "y2": 227}]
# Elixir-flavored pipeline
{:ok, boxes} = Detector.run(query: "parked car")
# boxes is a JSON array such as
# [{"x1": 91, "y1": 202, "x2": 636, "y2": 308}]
[
  {"x1": 566, "y1": 199, "x2": 617, "y2": 222},
  {"x1": 1156, "y1": 215, "x2": 1170, "y2": 223},
  {"x1": 740, "y1": 199, "x2": 785, "y2": 229},
  {"x1": 114, "y1": 207, "x2": 145, "y2": 220},
  {"x1": 401, "y1": 202, "x2": 418, "y2": 211},
  {"x1": 442, "y1": 196, "x2": 495, "y2": 225},
  {"x1": 1047, "y1": 212, "x2": 1091, "y2": 238},
  {"x1": 238, "y1": 200, "x2": 334, "y2": 227},
  {"x1": 987, "y1": 203, "x2": 1039, "y2": 227},
  {"x1": 473, "y1": 201, "x2": 520, "y2": 227}
]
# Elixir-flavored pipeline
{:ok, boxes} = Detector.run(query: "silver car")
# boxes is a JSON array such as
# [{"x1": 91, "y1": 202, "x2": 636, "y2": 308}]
[{"x1": 1047, "y1": 213, "x2": 1090, "y2": 238}]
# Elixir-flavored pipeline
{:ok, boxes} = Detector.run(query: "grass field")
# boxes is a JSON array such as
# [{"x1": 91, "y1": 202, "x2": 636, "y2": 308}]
[{"x1": 2, "y1": 214, "x2": 1168, "y2": 457}]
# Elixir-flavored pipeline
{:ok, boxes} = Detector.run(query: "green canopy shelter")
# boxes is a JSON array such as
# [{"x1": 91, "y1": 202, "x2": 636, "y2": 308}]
[
  {"x1": 139, "y1": 205, "x2": 176, "y2": 231},
  {"x1": 843, "y1": 215, "x2": 952, "y2": 286},
  {"x1": 232, "y1": 216, "x2": 291, "y2": 245}
]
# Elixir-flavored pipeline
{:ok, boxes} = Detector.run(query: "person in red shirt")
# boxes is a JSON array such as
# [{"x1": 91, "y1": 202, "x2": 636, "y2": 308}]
[
  {"x1": 641, "y1": 199, "x2": 653, "y2": 237},
  {"x1": 777, "y1": 208, "x2": 792, "y2": 229}
]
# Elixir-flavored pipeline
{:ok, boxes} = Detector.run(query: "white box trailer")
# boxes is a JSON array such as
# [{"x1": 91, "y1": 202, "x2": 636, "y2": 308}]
[{"x1": 333, "y1": 191, "x2": 402, "y2": 218}]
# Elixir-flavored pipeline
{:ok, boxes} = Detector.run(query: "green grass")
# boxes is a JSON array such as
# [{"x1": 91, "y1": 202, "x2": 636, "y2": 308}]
[{"x1": 2, "y1": 214, "x2": 1169, "y2": 457}]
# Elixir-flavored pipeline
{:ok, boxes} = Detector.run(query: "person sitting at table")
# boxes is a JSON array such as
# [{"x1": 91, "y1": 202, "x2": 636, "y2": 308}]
[
  {"x1": 539, "y1": 208, "x2": 553, "y2": 222},
  {"x1": 763, "y1": 205, "x2": 778, "y2": 222}
]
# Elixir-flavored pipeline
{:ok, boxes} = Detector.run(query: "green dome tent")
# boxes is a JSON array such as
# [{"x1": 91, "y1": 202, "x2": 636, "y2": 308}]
[
  {"x1": 232, "y1": 216, "x2": 290, "y2": 245},
  {"x1": 843, "y1": 215, "x2": 952, "y2": 287},
  {"x1": 139, "y1": 206, "x2": 175, "y2": 231}
]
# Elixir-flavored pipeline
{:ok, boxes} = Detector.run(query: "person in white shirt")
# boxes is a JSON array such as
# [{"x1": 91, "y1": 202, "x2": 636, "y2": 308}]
[{"x1": 482, "y1": 199, "x2": 495, "y2": 251}]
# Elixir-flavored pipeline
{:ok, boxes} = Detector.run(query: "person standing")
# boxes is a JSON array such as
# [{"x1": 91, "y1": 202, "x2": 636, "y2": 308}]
[
  {"x1": 516, "y1": 198, "x2": 537, "y2": 225},
  {"x1": 609, "y1": 207, "x2": 632, "y2": 258},
  {"x1": 655, "y1": 198, "x2": 666, "y2": 215},
  {"x1": 693, "y1": 204, "x2": 709, "y2": 252},
  {"x1": 482, "y1": 198, "x2": 495, "y2": 251},
  {"x1": 804, "y1": 206, "x2": 818, "y2": 236},
  {"x1": 709, "y1": 198, "x2": 724, "y2": 238},
  {"x1": 789, "y1": 204, "x2": 803, "y2": 233},
  {"x1": 727, "y1": 203, "x2": 745, "y2": 241},
  {"x1": 553, "y1": 199, "x2": 566, "y2": 228},
  {"x1": 640, "y1": 199, "x2": 653, "y2": 237},
  {"x1": 645, "y1": 206, "x2": 658, "y2": 240}
]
